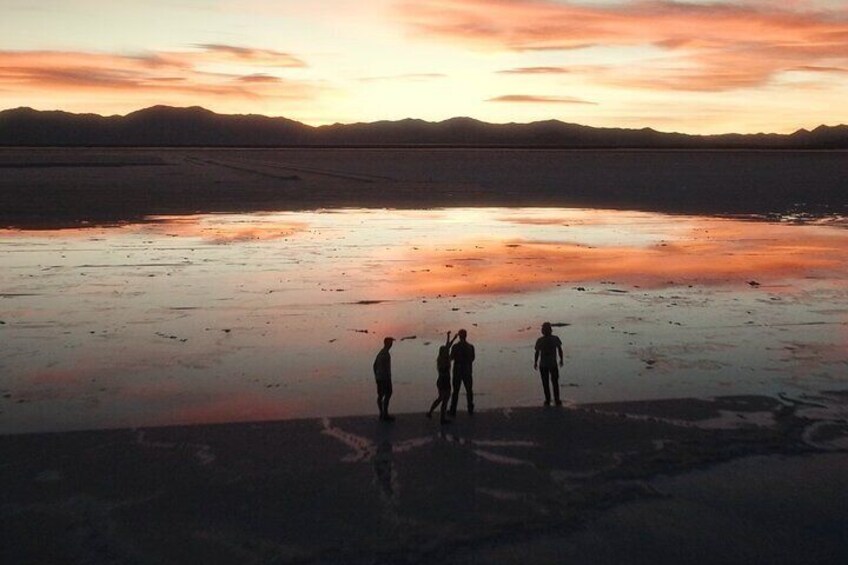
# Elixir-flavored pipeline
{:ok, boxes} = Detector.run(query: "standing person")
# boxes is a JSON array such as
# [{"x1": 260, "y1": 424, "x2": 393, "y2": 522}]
[
  {"x1": 373, "y1": 337, "x2": 396, "y2": 421},
  {"x1": 427, "y1": 331, "x2": 456, "y2": 424},
  {"x1": 534, "y1": 322, "x2": 564, "y2": 406},
  {"x1": 449, "y1": 329, "x2": 475, "y2": 416}
]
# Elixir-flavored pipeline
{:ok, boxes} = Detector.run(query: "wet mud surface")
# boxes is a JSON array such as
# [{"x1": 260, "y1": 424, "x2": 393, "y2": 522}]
[
  {"x1": 1, "y1": 208, "x2": 846, "y2": 434},
  {"x1": 1, "y1": 147, "x2": 846, "y2": 228},
  {"x1": 2, "y1": 394, "x2": 847, "y2": 564},
  {"x1": 2, "y1": 208, "x2": 847, "y2": 434}
]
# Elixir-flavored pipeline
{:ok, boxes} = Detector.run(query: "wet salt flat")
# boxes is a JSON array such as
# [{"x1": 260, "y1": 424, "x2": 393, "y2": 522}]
[{"x1": 1, "y1": 207, "x2": 846, "y2": 434}]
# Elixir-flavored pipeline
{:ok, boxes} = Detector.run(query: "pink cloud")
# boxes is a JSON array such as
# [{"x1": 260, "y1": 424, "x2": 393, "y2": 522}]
[
  {"x1": 487, "y1": 94, "x2": 596, "y2": 104},
  {"x1": 397, "y1": 0, "x2": 848, "y2": 91},
  {"x1": 0, "y1": 45, "x2": 318, "y2": 102},
  {"x1": 190, "y1": 44, "x2": 306, "y2": 67},
  {"x1": 497, "y1": 66, "x2": 572, "y2": 74},
  {"x1": 358, "y1": 73, "x2": 447, "y2": 82}
]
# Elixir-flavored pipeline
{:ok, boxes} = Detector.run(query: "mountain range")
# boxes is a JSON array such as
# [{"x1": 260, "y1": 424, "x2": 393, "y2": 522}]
[{"x1": 2, "y1": 105, "x2": 847, "y2": 149}]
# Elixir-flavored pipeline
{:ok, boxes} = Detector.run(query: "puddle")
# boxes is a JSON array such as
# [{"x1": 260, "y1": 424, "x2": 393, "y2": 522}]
[{"x1": 1, "y1": 208, "x2": 846, "y2": 434}]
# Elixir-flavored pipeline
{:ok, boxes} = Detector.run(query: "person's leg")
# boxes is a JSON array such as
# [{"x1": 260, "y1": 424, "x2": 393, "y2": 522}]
[
  {"x1": 439, "y1": 391, "x2": 449, "y2": 423},
  {"x1": 464, "y1": 373, "x2": 474, "y2": 414},
  {"x1": 428, "y1": 395, "x2": 442, "y2": 417},
  {"x1": 377, "y1": 382, "x2": 385, "y2": 418},
  {"x1": 540, "y1": 367, "x2": 551, "y2": 405},
  {"x1": 550, "y1": 365, "x2": 561, "y2": 405},
  {"x1": 449, "y1": 372, "x2": 461, "y2": 416},
  {"x1": 381, "y1": 382, "x2": 394, "y2": 420}
]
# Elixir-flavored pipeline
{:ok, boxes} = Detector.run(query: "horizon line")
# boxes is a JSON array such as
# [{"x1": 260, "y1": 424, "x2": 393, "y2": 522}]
[{"x1": 3, "y1": 104, "x2": 846, "y2": 139}]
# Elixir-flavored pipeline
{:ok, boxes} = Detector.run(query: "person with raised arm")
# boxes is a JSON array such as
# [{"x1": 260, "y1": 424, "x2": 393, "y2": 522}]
[{"x1": 427, "y1": 331, "x2": 457, "y2": 424}]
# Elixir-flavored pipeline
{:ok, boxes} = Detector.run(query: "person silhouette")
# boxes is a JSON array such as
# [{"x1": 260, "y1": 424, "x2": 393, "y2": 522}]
[
  {"x1": 534, "y1": 322, "x2": 564, "y2": 406},
  {"x1": 449, "y1": 329, "x2": 475, "y2": 416},
  {"x1": 427, "y1": 331, "x2": 456, "y2": 424},
  {"x1": 373, "y1": 337, "x2": 396, "y2": 421}
]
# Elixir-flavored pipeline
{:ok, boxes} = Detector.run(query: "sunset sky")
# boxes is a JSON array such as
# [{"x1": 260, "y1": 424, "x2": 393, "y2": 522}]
[{"x1": 2, "y1": 0, "x2": 847, "y2": 133}]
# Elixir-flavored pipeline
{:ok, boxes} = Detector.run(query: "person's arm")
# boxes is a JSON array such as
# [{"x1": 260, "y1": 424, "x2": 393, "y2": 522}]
[
  {"x1": 534, "y1": 345, "x2": 540, "y2": 369},
  {"x1": 557, "y1": 342, "x2": 564, "y2": 367},
  {"x1": 445, "y1": 331, "x2": 452, "y2": 347},
  {"x1": 470, "y1": 344, "x2": 475, "y2": 363}
]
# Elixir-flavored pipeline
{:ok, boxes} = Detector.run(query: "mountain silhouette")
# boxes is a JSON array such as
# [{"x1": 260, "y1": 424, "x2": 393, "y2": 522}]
[{"x1": 1, "y1": 106, "x2": 847, "y2": 148}]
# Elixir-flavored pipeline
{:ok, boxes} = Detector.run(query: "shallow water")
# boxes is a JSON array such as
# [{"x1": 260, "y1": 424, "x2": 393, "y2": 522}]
[{"x1": 1, "y1": 208, "x2": 846, "y2": 434}]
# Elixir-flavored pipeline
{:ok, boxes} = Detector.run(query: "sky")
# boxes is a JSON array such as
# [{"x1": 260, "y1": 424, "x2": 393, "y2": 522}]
[{"x1": 1, "y1": 0, "x2": 847, "y2": 133}]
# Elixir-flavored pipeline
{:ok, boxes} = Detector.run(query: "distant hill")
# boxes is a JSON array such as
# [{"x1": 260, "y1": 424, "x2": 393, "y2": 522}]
[{"x1": 1, "y1": 105, "x2": 847, "y2": 149}]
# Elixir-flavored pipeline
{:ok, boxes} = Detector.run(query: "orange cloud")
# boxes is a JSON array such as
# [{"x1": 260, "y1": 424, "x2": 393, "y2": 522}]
[
  {"x1": 788, "y1": 65, "x2": 848, "y2": 74},
  {"x1": 397, "y1": 0, "x2": 848, "y2": 91},
  {"x1": 0, "y1": 45, "x2": 318, "y2": 102},
  {"x1": 190, "y1": 44, "x2": 306, "y2": 67},
  {"x1": 497, "y1": 66, "x2": 572, "y2": 74},
  {"x1": 487, "y1": 94, "x2": 596, "y2": 104},
  {"x1": 358, "y1": 73, "x2": 448, "y2": 82}
]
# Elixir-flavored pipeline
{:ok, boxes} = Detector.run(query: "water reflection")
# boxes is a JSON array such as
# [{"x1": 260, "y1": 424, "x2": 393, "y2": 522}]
[
  {"x1": 1, "y1": 208, "x2": 846, "y2": 434},
  {"x1": 387, "y1": 215, "x2": 848, "y2": 296},
  {"x1": 141, "y1": 214, "x2": 309, "y2": 243}
]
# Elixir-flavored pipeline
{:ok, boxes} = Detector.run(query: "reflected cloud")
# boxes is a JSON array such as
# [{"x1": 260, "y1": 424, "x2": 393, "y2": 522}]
[
  {"x1": 165, "y1": 392, "x2": 300, "y2": 427},
  {"x1": 4, "y1": 208, "x2": 847, "y2": 434},
  {"x1": 388, "y1": 219, "x2": 848, "y2": 296},
  {"x1": 142, "y1": 215, "x2": 310, "y2": 243},
  {"x1": 0, "y1": 214, "x2": 310, "y2": 243}
]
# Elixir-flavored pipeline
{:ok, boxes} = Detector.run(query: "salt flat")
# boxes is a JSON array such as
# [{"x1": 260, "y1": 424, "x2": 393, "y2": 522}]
[
  {"x1": 2, "y1": 208, "x2": 846, "y2": 434},
  {"x1": 2, "y1": 396, "x2": 847, "y2": 564},
  {"x1": 1, "y1": 147, "x2": 846, "y2": 228},
  {"x1": 1, "y1": 149, "x2": 847, "y2": 564}
]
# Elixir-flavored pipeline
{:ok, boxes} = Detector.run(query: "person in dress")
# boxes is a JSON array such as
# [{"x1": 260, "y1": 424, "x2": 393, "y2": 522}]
[{"x1": 427, "y1": 331, "x2": 456, "y2": 424}]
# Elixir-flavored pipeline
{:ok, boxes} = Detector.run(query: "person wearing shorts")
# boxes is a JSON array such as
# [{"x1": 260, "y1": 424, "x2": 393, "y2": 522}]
[
  {"x1": 373, "y1": 337, "x2": 396, "y2": 421},
  {"x1": 534, "y1": 322, "x2": 564, "y2": 406}
]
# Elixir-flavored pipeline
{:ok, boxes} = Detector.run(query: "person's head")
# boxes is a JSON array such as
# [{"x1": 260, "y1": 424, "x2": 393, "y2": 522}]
[
  {"x1": 383, "y1": 337, "x2": 395, "y2": 349},
  {"x1": 457, "y1": 329, "x2": 467, "y2": 341},
  {"x1": 541, "y1": 322, "x2": 553, "y2": 336}
]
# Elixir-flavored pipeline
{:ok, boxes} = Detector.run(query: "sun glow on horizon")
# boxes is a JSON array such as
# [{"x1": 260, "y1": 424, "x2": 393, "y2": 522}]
[{"x1": 1, "y1": 0, "x2": 847, "y2": 133}]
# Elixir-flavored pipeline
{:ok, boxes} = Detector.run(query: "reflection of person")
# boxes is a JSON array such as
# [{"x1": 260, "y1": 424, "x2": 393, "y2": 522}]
[
  {"x1": 427, "y1": 331, "x2": 456, "y2": 424},
  {"x1": 373, "y1": 337, "x2": 396, "y2": 421},
  {"x1": 449, "y1": 329, "x2": 475, "y2": 416},
  {"x1": 373, "y1": 439, "x2": 395, "y2": 499},
  {"x1": 534, "y1": 322, "x2": 564, "y2": 406}
]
